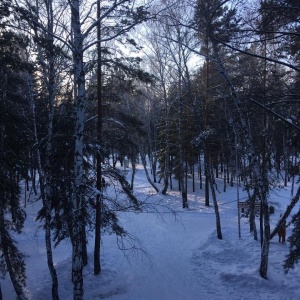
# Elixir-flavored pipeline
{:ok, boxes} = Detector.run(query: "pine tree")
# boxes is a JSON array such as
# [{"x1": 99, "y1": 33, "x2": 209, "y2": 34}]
[{"x1": 0, "y1": 2, "x2": 31, "y2": 298}]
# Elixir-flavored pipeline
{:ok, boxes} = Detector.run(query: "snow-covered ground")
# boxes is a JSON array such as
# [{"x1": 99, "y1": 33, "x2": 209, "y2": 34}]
[{"x1": 1, "y1": 163, "x2": 300, "y2": 299}]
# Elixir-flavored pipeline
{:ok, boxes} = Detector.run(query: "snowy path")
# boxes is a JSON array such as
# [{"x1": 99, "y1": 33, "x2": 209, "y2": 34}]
[{"x1": 106, "y1": 212, "x2": 216, "y2": 300}]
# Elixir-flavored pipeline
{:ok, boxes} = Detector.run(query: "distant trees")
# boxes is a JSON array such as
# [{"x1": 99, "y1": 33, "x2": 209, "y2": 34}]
[
  {"x1": 144, "y1": 0, "x2": 197, "y2": 207},
  {"x1": 143, "y1": 0, "x2": 300, "y2": 278}
]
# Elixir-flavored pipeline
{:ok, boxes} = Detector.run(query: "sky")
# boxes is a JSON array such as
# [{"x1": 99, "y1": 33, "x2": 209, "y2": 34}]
[{"x1": 1, "y1": 161, "x2": 300, "y2": 300}]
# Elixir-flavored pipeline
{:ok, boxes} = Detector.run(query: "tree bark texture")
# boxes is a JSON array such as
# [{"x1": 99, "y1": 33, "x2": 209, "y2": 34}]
[{"x1": 70, "y1": 0, "x2": 86, "y2": 298}]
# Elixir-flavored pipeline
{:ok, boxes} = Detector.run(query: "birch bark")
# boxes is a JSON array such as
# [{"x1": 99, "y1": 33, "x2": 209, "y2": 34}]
[{"x1": 70, "y1": 0, "x2": 86, "y2": 298}]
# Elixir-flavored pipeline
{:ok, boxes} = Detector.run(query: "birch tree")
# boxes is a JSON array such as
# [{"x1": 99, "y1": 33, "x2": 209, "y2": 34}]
[
  {"x1": 24, "y1": 1, "x2": 62, "y2": 298},
  {"x1": 143, "y1": 18, "x2": 176, "y2": 194},
  {"x1": 69, "y1": 1, "x2": 151, "y2": 297}
]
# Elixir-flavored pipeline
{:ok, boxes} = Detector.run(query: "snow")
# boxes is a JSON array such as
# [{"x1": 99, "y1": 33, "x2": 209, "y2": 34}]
[{"x1": 1, "y1": 163, "x2": 300, "y2": 300}]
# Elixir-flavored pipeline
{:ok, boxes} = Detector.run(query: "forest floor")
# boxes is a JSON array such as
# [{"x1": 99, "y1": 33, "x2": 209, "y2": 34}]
[{"x1": 1, "y1": 162, "x2": 300, "y2": 299}]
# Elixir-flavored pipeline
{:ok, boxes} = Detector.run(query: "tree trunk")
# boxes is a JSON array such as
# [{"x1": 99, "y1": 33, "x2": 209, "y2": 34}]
[
  {"x1": 207, "y1": 160, "x2": 222, "y2": 239},
  {"x1": 28, "y1": 67, "x2": 59, "y2": 300},
  {"x1": 260, "y1": 199, "x2": 270, "y2": 278},
  {"x1": 30, "y1": 0, "x2": 60, "y2": 294},
  {"x1": 140, "y1": 151, "x2": 159, "y2": 192},
  {"x1": 179, "y1": 139, "x2": 188, "y2": 208},
  {"x1": 192, "y1": 162, "x2": 195, "y2": 192},
  {"x1": 199, "y1": 154, "x2": 202, "y2": 190},
  {"x1": 130, "y1": 156, "x2": 136, "y2": 190},
  {"x1": 283, "y1": 130, "x2": 289, "y2": 186},
  {"x1": 248, "y1": 188, "x2": 258, "y2": 241},
  {"x1": 204, "y1": 148, "x2": 210, "y2": 206},
  {"x1": 71, "y1": 0, "x2": 86, "y2": 298},
  {"x1": 169, "y1": 156, "x2": 173, "y2": 190},
  {"x1": 94, "y1": 0, "x2": 102, "y2": 276},
  {"x1": 161, "y1": 153, "x2": 169, "y2": 195},
  {"x1": 151, "y1": 154, "x2": 157, "y2": 183}
]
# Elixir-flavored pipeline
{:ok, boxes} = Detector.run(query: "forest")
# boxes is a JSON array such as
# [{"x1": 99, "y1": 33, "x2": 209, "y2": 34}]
[{"x1": 0, "y1": 0, "x2": 300, "y2": 299}]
